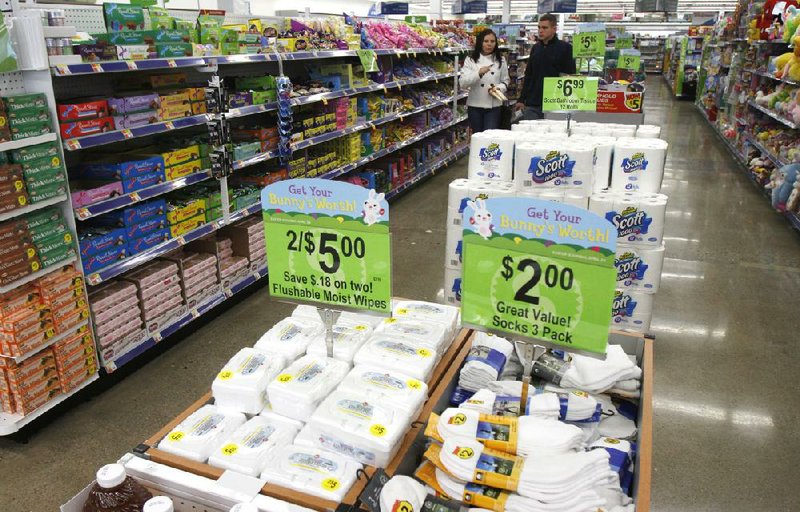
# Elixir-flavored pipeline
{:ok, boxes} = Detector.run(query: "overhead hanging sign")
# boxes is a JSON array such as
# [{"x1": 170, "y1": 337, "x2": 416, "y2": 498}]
[
  {"x1": 460, "y1": 198, "x2": 617, "y2": 354},
  {"x1": 537, "y1": 0, "x2": 578, "y2": 13},
  {"x1": 452, "y1": 0, "x2": 488, "y2": 14},
  {"x1": 573, "y1": 23, "x2": 607, "y2": 58},
  {"x1": 262, "y1": 179, "x2": 392, "y2": 314},
  {"x1": 542, "y1": 76, "x2": 599, "y2": 111}
]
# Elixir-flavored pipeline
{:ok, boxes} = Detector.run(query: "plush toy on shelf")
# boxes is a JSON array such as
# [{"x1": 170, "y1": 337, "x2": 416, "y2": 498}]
[
  {"x1": 787, "y1": 174, "x2": 800, "y2": 211},
  {"x1": 783, "y1": 6, "x2": 800, "y2": 43},
  {"x1": 770, "y1": 163, "x2": 800, "y2": 210}
]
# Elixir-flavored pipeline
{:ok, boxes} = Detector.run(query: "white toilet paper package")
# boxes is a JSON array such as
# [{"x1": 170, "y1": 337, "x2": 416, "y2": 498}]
[
  {"x1": 514, "y1": 143, "x2": 595, "y2": 193},
  {"x1": 610, "y1": 138, "x2": 668, "y2": 194},
  {"x1": 338, "y1": 364, "x2": 428, "y2": 416},
  {"x1": 589, "y1": 191, "x2": 668, "y2": 247},
  {"x1": 208, "y1": 416, "x2": 298, "y2": 476},
  {"x1": 266, "y1": 355, "x2": 350, "y2": 422},
  {"x1": 212, "y1": 348, "x2": 287, "y2": 414},
  {"x1": 615, "y1": 244, "x2": 665, "y2": 293},
  {"x1": 157, "y1": 405, "x2": 246, "y2": 463},
  {"x1": 305, "y1": 389, "x2": 413, "y2": 467},
  {"x1": 611, "y1": 289, "x2": 654, "y2": 333},
  {"x1": 443, "y1": 266, "x2": 462, "y2": 306},
  {"x1": 254, "y1": 316, "x2": 325, "y2": 360},
  {"x1": 261, "y1": 444, "x2": 361, "y2": 502},
  {"x1": 468, "y1": 131, "x2": 515, "y2": 181}
]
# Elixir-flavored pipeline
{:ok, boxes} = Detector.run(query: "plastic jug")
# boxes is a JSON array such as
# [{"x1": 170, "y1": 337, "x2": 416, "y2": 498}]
[{"x1": 82, "y1": 464, "x2": 153, "y2": 512}]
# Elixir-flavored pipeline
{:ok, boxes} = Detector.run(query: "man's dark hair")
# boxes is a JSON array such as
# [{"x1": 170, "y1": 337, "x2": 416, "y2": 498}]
[{"x1": 539, "y1": 13, "x2": 557, "y2": 25}]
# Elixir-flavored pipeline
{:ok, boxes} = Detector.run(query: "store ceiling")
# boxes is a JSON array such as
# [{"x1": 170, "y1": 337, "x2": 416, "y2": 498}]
[{"x1": 409, "y1": 0, "x2": 740, "y2": 15}]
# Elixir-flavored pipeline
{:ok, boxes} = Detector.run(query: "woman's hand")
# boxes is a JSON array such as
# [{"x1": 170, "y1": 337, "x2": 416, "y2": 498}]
[{"x1": 478, "y1": 65, "x2": 492, "y2": 77}]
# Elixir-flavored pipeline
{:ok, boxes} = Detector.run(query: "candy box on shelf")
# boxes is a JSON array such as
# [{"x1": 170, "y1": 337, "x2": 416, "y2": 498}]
[
  {"x1": 79, "y1": 227, "x2": 128, "y2": 258},
  {"x1": 164, "y1": 159, "x2": 202, "y2": 181},
  {"x1": 82, "y1": 245, "x2": 127, "y2": 274},
  {"x1": 60, "y1": 117, "x2": 115, "y2": 140},
  {"x1": 81, "y1": 154, "x2": 164, "y2": 181},
  {"x1": 103, "y1": 3, "x2": 145, "y2": 32},
  {"x1": 92, "y1": 199, "x2": 167, "y2": 227},
  {"x1": 121, "y1": 171, "x2": 166, "y2": 193},
  {"x1": 70, "y1": 181, "x2": 124, "y2": 208},
  {"x1": 127, "y1": 228, "x2": 170, "y2": 255},
  {"x1": 124, "y1": 217, "x2": 168, "y2": 240}
]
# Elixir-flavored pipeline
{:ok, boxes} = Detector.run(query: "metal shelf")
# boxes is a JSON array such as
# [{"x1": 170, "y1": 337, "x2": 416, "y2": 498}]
[
  {"x1": 292, "y1": 92, "x2": 466, "y2": 152},
  {"x1": 85, "y1": 203, "x2": 262, "y2": 286},
  {"x1": 0, "y1": 373, "x2": 99, "y2": 436},
  {"x1": 318, "y1": 114, "x2": 469, "y2": 181},
  {"x1": 51, "y1": 47, "x2": 469, "y2": 76},
  {"x1": 386, "y1": 144, "x2": 469, "y2": 200},
  {"x1": 743, "y1": 68, "x2": 799, "y2": 86},
  {"x1": 74, "y1": 171, "x2": 213, "y2": 220},
  {"x1": 231, "y1": 150, "x2": 279, "y2": 171},
  {"x1": 745, "y1": 135, "x2": 790, "y2": 167},
  {"x1": 0, "y1": 257, "x2": 77, "y2": 294},
  {"x1": 0, "y1": 133, "x2": 58, "y2": 153},
  {"x1": 0, "y1": 321, "x2": 89, "y2": 364},
  {"x1": 0, "y1": 194, "x2": 68, "y2": 223},
  {"x1": 63, "y1": 115, "x2": 211, "y2": 151},
  {"x1": 102, "y1": 266, "x2": 268, "y2": 373},
  {"x1": 747, "y1": 100, "x2": 798, "y2": 129}
]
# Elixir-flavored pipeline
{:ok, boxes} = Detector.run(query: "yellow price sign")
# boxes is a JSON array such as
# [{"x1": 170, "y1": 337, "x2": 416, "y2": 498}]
[
  {"x1": 406, "y1": 379, "x2": 422, "y2": 390},
  {"x1": 168, "y1": 431, "x2": 185, "y2": 442},
  {"x1": 277, "y1": 373, "x2": 293, "y2": 383},
  {"x1": 370, "y1": 424, "x2": 387, "y2": 437},
  {"x1": 221, "y1": 443, "x2": 239, "y2": 456},
  {"x1": 417, "y1": 348, "x2": 432, "y2": 358},
  {"x1": 321, "y1": 478, "x2": 340, "y2": 491},
  {"x1": 456, "y1": 446, "x2": 475, "y2": 459},
  {"x1": 218, "y1": 370, "x2": 233, "y2": 381}
]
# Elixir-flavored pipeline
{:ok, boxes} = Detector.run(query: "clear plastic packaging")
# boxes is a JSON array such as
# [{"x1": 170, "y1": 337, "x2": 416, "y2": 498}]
[
  {"x1": 354, "y1": 336, "x2": 438, "y2": 381},
  {"x1": 374, "y1": 317, "x2": 449, "y2": 352},
  {"x1": 212, "y1": 348, "x2": 287, "y2": 414},
  {"x1": 157, "y1": 405, "x2": 246, "y2": 462},
  {"x1": 338, "y1": 365, "x2": 428, "y2": 417},
  {"x1": 266, "y1": 355, "x2": 350, "y2": 422},
  {"x1": 391, "y1": 300, "x2": 459, "y2": 337},
  {"x1": 305, "y1": 321, "x2": 373, "y2": 363},
  {"x1": 254, "y1": 316, "x2": 324, "y2": 361},
  {"x1": 208, "y1": 416, "x2": 298, "y2": 476}
]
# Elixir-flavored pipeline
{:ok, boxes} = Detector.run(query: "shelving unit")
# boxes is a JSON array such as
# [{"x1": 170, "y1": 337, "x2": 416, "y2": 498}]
[
  {"x1": 639, "y1": 37, "x2": 666, "y2": 74},
  {"x1": 0, "y1": 4, "x2": 471, "y2": 434}
]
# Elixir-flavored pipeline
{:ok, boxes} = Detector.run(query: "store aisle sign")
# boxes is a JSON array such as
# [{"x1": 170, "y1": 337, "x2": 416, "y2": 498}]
[
  {"x1": 460, "y1": 198, "x2": 617, "y2": 354},
  {"x1": 262, "y1": 179, "x2": 392, "y2": 314},
  {"x1": 573, "y1": 24, "x2": 606, "y2": 58},
  {"x1": 615, "y1": 36, "x2": 634, "y2": 49},
  {"x1": 542, "y1": 76, "x2": 599, "y2": 112}
]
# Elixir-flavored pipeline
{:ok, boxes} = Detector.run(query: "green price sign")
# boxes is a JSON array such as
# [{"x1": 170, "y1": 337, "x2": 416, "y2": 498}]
[
  {"x1": 618, "y1": 53, "x2": 641, "y2": 70},
  {"x1": 573, "y1": 31, "x2": 605, "y2": 58},
  {"x1": 542, "y1": 77, "x2": 598, "y2": 112},
  {"x1": 357, "y1": 49, "x2": 379, "y2": 73},
  {"x1": 460, "y1": 198, "x2": 617, "y2": 354},
  {"x1": 261, "y1": 179, "x2": 392, "y2": 313},
  {"x1": 615, "y1": 37, "x2": 634, "y2": 49}
]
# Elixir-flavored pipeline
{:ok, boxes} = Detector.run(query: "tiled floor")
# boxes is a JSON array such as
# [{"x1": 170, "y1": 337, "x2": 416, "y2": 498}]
[{"x1": 1, "y1": 77, "x2": 799, "y2": 511}]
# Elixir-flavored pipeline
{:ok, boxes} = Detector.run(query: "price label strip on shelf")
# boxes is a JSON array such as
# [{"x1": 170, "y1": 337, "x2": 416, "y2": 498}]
[
  {"x1": 460, "y1": 198, "x2": 617, "y2": 354},
  {"x1": 542, "y1": 77, "x2": 598, "y2": 112},
  {"x1": 262, "y1": 178, "x2": 392, "y2": 314}
]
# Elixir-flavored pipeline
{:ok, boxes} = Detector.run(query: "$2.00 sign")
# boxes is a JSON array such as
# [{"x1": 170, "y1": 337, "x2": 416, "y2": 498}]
[
  {"x1": 542, "y1": 76, "x2": 598, "y2": 112},
  {"x1": 261, "y1": 178, "x2": 392, "y2": 313},
  {"x1": 460, "y1": 198, "x2": 617, "y2": 354}
]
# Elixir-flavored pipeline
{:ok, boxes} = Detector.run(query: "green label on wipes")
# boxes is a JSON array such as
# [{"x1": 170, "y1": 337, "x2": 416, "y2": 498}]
[
  {"x1": 262, "y1": 179, "x2": 391, "y2": 313},
  {"x1": 542, "y1": 77, "x2": 598, "y2": 112},
  {"x1": 573, "y1": 31, "x2": 605, "y2": 58},
  {"x1": 460, "y1": 198, "x2": 616, "y2": 353}
]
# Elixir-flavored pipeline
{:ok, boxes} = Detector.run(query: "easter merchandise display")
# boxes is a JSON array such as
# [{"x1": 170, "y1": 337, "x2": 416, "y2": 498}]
[{"x1": 452, "y1": 122, "x2": 669, "y2": 334}]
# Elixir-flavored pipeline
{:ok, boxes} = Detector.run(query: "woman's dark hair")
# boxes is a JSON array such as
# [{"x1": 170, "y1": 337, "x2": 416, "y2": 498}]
[{"x1": 472, "y1": 29, "x2": 501, "y2": 64}]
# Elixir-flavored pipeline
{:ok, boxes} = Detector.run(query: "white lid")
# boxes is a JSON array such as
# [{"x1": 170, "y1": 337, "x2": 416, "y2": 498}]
[
  {"x1": 96, "y1": 463, "x2": 126, "y2": 489},
  {"x1": 143, "y1": 496, "x2": 174, "y2": 512},
  {"x1": 267, "y1": 355, "x2": 349, "y2": 402},
  {"x1": 230, "y1": 504, "x2": 260, "y2": 512},
  {"x1": 375, "y1": 317, "x2": 447, "y2": 350}
]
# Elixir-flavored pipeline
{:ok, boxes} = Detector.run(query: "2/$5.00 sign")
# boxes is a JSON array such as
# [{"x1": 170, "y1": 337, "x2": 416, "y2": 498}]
[
  {"x1": 460, "y1": 197, "x2": 617, "y2": 354},
  {"x1": 261, "y1": 179, "x2": 392, "y2": 314}
]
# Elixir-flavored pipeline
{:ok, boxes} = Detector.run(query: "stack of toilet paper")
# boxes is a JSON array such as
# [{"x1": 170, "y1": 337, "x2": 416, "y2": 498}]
[{"x1": 610, "y1": 137, "x2": 668, "y2": 194}]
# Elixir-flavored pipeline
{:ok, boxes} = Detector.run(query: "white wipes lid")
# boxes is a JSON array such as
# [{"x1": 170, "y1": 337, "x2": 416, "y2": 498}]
[
  {"x1": 254, "y1": 317, "x2": 324, "y2": 359},
  {"x1": 157, "y1": 405, "x2": 246, "y2": 462},
  {"x1": 261, "y1": 444, "x2": 361, "y2": 502},
  {"x1": 208, "y1": 416, "x2": 298, "y2": 476},
  {"x1": 212, "y1": 348, "x2": 287, "y2": 410},
  {"x1": 375, "y1": 317, "x2": 448, "y2": 351},
  {"x1": 267, "y1": 355, "x2": 350, "y2": 404},
  {"x1": 353, "y1": 336, "x2": 437, "y2": 381},
  {"x1": 392, "y1": 300, "x2": 459, "y2": 333},
  {"x1": 306, "y1": 322, "x2": 373, "y2": 362},
  {"x1": 339, "y1": 365, "x2": 427, "y2": 413}
]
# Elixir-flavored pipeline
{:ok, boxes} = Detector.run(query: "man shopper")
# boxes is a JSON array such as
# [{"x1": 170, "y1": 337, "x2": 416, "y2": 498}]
[{"x1": 515, "y1": 14, "x2": 576, "y2": 120}]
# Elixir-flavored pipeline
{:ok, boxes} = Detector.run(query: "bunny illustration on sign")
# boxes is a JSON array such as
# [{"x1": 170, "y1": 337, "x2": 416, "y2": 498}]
[
  {"x1": 468, "y1": 198, "x2": 494, "y2": 239},
  {"x1": 362, "y1": 189, "x2": 386, "y2": 226}
]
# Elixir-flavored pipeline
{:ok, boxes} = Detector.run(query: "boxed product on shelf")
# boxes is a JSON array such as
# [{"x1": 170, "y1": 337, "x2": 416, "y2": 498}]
[
  {"x1": 0, "y1": 351, "x2": 61, "y2": 415},
  {"x1": 2, "y1": 93, "x2": 48, "y2": 114},
  {"x1": 70, "y1": 181, "x2": 124, "y2": 208},
  {"x1": 79, "y1": 226, "x2": 129, "y2": 259},
  {"x1": 60, "y1": 117, "x2": 115, "y2": 140},
  {"x1": 103, "y1": 3, "x2": 145, "y2": 32},
  {"x1": 128, "y1": 228, "x2": 170, "y2": 255},
  {"x1": 82, "y1": 244, "x2": 127, "y2": 274}
]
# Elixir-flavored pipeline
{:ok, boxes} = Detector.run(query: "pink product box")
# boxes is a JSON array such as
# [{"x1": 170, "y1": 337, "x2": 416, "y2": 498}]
[
  {"x1": 143, "y1": 295, "x2": 183, "y2": 322},
  {"x1": 182, "y1": 255, "x2": 217, "y2": 281},
  {"x1": 248, "y1": 240, "x2": 265, "y2": 253},
  {"x1": 250, "y1": 248, "x2": 266, "y2": 262},
  {"x1": 183, "y1": 266, "x2": 218, "y2": 290},
  {"x1": 138, "y1": 273, "x2": 180, "y2": 302},
  {"x1": 88, "y1": 280, "x2": 138, "y2": 313},
  {"x1": 219, "y1": 247, "x2": 234, "y2": 260},
  {"x1": 124, "y1": 260, "x2": 178, "y2": 289},
  {"x1": 220, "y1": 257, "x2": 248, "y2": 279},
  {"x1": 99, "y1": 322, "x2": 142, "y2": 349},
  {"x1": 95, "y1": 309, "x2": 142, "y2": 338},
  {"x1": 71, "y1": 182, "x2": 125, "y2": 208},
  {"x1": 185, "y1": 276, "x2": 218, "y2": 299},
  {"x1": 142, "y1": 284, "x2": 182, "y2": 311},
  {"x1": 92, "y1": 295, "x2": 140, "y2": 325}
]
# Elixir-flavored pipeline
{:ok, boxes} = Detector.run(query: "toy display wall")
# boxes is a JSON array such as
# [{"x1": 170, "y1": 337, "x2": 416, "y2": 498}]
[
  {"x1": 695, "y1": 0, "x2": 800, "y2": 233},
  {"x1": 662, "y1": 30, "x2": 710, "y2": 99},
  {"x1": 0, "y1": 4, "x2": 473, "y2": 436}
]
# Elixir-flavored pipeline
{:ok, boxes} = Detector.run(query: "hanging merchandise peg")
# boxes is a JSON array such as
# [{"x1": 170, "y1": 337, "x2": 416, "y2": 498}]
[
  {"x1": 205, "y1": 75, "x2": 228, "y2": 115},
  {"x1": 276, "y1": 75, "x2": 294, "y2": 164},
  {"x1": 317, "y1": 308, "x2": 342, "y2": 359},
  {"x1": 210, "y1": 147, "x2": 233, "y2": 179},
  {"x1": 207, "y1": 117, "x2": 231, "y2": 147},
  {"x1": 514, "y1": 340, "x2": 546, "y2": 416}
]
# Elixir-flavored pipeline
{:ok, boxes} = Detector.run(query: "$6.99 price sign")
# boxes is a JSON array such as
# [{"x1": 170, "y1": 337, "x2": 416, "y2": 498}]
[
  {"x1": 542, "y1": 77, "x2": 598, "y2": 112},
  {"x1": 460, "y1": 198, "x2": 617, "y2": 354},
  {"x1": 261, "y1": 179, "x2": 392, "y2": 314}
]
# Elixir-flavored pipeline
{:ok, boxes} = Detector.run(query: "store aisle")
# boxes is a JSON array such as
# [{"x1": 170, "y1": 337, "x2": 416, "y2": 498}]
[{"x1": 1, "y1": 78, "x2": 799, "y2": 511}]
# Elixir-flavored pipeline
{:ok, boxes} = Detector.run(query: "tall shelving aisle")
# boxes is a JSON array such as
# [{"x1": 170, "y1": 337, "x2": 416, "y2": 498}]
[{"x1": 0, "y1": 5, "x2": 471, "y2": 435}]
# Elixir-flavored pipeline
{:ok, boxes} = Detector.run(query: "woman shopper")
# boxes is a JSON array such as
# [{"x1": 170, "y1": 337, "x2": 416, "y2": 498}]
[{"x1": 461, "y1": 29, "x2": 510, "y2": 133}]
